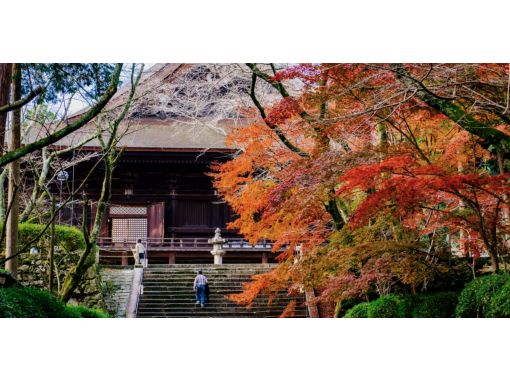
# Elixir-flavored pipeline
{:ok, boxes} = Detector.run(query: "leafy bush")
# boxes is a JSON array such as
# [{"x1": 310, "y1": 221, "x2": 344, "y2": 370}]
[
  {"x1": 344, "y1": 302, "x2": 370, "y2": 318},
  {"x1": 344, "y1": 296, "x2": 405, "y2": 318},
  {"x1": 455, "y1": 274, "x2": 510, "y2": 318},
  {"x1": 366, "y1": 295, "x2": 405, "y2": 317},
  {"x1": 0, "y1": 223, "x2": 85, "y2": 257},
  {"x1": 487, "y1": 281, "x2": 510, "y2": 317},
  {"x1": 403, "y1": 292, "x2": 458, "y2": 318},
  {"x1": 17, "y1": 223, "x2": 85, "y2": 253},
  {"x1": 0, "y1": 286, "x2": 108, "y2": 318},
  {"x1": 344, "y1": 292, "x2": 459, "y2": 318},
  {"x1": 66, "y1": 305, "x2": 108, "y2": 318},
  {"x1": 0, "y1": 286, "x2": 68, "y2": 317}
]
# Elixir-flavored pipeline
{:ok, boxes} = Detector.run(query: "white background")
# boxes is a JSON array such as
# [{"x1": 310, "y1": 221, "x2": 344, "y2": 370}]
[{"x1": 1, "y1": 1, "x2": 510, "y2": 379}]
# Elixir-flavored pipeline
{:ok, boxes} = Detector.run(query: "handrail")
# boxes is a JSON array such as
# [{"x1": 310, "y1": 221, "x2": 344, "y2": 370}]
[
  {"x1": 126, "y1": 266, "x2": 144, "y2": 318},
  {"x1": 135, "y1": 268, "x2": 144, "y2": 316},
  {"x1": 97, "y1": 237, "x2": 278, "y2": 251}
]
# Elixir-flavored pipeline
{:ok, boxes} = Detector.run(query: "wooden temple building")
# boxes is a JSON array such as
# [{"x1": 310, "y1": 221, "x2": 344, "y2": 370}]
[{"x1": 39, "y1": 64, "x2": 278, "y2": 265}]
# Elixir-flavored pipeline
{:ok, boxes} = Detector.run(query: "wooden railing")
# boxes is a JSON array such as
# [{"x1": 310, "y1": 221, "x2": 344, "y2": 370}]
[{"x1": 97, "y1": 237, "x2": 275, "y2": 251}]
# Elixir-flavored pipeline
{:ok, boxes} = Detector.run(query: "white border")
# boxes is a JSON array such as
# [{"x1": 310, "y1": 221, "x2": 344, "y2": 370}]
[
  {"x1": 0, "y1": 0, "x2": 509, "y2": 62},
  {"x1": 4, "y1": 318, "x2": 510, "y2": 380},
  {"x1": 2, "y1": 1, "x2": 510, "y2": 379}
]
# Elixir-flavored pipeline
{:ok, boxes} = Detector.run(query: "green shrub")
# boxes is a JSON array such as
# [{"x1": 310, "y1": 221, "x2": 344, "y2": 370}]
[
  {"x1": 455, "y1": 274, "x2": 510, "y2": 318},
  {"x1": 17, "y1": 223, "x2": 85, "y2": 253},
  {"x1": 0, "y1": 223, "x2": 85, "y2": 258},
  {"x1": 344, "y1": 292, "x2": 459, "y2": 318},
  {"x1": 66, "y1": 305, "x2": 108, "y2": 318},
  {"x1": 0, "y1": 286, "x2": 68, "y2": 317},
  {"x1": 0, "y1": 286, "x2": 108, "y2": 318},
  {"x1": 403, "y1": 292, "x2": 458, "y2": 318},
  {"x1": 367, "y1": 295, "x2": 405, "y2": 318},
  {"x1": 487, "y1": 281, "x2": 510, "y2": 317},
  {"x1": 344, "y1": 302, "x2": 370, "y2": 318}
]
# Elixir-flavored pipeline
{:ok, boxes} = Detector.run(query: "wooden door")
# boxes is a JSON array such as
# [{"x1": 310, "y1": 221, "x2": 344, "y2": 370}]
[{"x1": 148, "y1": 202, "x2": 165, "y2": 242}]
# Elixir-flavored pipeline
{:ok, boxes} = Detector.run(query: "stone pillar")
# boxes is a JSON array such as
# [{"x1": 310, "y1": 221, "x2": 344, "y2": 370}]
[
  {"x1": 294, "y1": 243, "x2": 303, "y2": 264},
  {"x1": 261, "y1": 252, "x2": 268, "y2": 264},
  {"x1": 168, "y1": 252, "x2": 176, "y2": 265},
  {"x1": 208, "y1": 228, "x2": 227, "y2": 265},
  {"x1": 122, "y1": 251, "x2": 129, "y2": 266}
]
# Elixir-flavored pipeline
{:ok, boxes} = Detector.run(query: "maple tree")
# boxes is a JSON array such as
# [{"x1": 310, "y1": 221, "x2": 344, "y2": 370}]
[{"x1": 212, "y1": 63, "x2": 510, "y2": 316}]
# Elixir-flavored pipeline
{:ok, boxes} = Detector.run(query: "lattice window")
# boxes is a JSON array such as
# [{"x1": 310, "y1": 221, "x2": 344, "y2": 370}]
[
  {"x1": 111, "y1": 218, "x2": 147, "y2": 242},
  {"x1": 110, "y1": 206, "x2": 147, "y2": 216}
]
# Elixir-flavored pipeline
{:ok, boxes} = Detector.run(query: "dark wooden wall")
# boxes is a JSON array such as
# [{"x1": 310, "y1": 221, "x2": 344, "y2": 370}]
[{"x1": 64, "y1": 150, "x2": 238, "y2": 239}]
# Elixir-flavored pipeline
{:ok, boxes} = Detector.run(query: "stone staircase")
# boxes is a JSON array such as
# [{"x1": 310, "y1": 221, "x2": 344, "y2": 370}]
[
  {"x1": 136, "y1": 264, "x2": 308, "y2": 318},
  {"x1": 99, "y1": 267, "x2": 134, "y2": 317}
]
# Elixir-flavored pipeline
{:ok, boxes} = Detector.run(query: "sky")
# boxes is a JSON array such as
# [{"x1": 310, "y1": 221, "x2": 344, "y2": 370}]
[{"x1": 64, "y1": 63, "x2": 155, "y2": 115}]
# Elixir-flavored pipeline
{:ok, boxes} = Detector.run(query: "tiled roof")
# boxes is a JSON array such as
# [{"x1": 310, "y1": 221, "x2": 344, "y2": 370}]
[
  {"x1": 27, "y1": 64, "x2": 253, "y2": 151},
  {"x1": 27, "y1": 118, "x2": 239, "y2": 151}
]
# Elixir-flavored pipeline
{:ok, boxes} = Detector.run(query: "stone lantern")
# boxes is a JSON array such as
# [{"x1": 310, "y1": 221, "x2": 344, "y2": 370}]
[{"x1": 209, "y1": 228, "x2": 227, "y2": 265}]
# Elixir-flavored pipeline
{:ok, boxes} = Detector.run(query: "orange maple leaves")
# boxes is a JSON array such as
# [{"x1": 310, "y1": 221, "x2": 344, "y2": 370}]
[{"x1": 213, "y1": 63, "x2": 510, "y2": 315}]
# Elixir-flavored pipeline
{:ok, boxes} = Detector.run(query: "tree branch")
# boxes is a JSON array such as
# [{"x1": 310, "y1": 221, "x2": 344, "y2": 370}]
[
  {"x1": 0, "y1": 64, "x2": 123, "y2": 167},
  {"x1": 0, "y1": 86, "x2": 45, "y2": 116},
  {"x1": 249, "y1": 72, "x2": 309, "y2": 158},
  {"x1": 391, "y1": 63, "x2": 510, "y2": 153}
]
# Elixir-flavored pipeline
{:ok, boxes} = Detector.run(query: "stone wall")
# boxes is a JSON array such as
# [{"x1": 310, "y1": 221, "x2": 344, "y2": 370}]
[
  {"x1": 100, "y1": 267, "x2": 134, "y2": 317},
  {"x1": 16, "y1": 249, "x2": 107, "y2": 310}
]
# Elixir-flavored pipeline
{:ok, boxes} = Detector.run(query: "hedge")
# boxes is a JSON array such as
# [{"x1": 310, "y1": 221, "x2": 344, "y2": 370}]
[
  {"x1": 65, "y1": 305, "x2": 109, "y2": 318},
  {"x1": 344, "y1": 295, "x2": 405, "y2": 318},
  {"x1": 344, "y1": 292, "x2": 459, "y2": 318},
  {"x1": 17, "y1": 223, "x2": 86, "y2": 253},
  {"x1": 402, "y1": 292, "x2": 458, "y2": 318},
  {"x1": 344, "y1": 302, "x2": 370, "y2": 318},
  {"x1": 366, "y1": 295, "x2": 405, "y2": 317},
  {"x1": 0, "y1": 222, "x2": 85, "y2": 255},
  {"x1": 343, "y1": 275, "x2": 510, "y2": 318},
  {"x1": 455, "y1": 273, "x2": 510, "y2": 318},
  {"x1": 0, "y1": 286, "x2": 108, "y2": 318}
]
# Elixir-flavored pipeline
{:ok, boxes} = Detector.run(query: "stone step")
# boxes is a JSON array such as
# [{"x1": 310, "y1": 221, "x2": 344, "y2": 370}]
[
  {"x1": 144, "y1": 274, "x2": 263, "y2": 277},
  {"x1": 139, "y1": 291, "x2": 293, "y2": 296},
  {"x1": 136, "y1": 309, "x2": 305, "y2": 315},
  {"x1": 100, "y1": 268, "x2": 134, "y2": 318},
  {"x1": 144, "y1": 266, "x2": 274, "y2": 274},
  {"x1": 142, "y1": 284, "x2": 285, "y2": 289},
  {"x1": 137, "y1": 304, "x2": 304, "y2": 310},
  {"x1": 138, "y1": 298, "x2": 302, "y2": 305},
  {"x1": 137, "y1": 303, "x2": 299, "y2": 307},
  {"x1": 145, "y1": 274, "x2": 263, "y2": 277},
  {"x1": 138, "y1": 308, "x2": 304, "y2": 312},
  {"x1": 143, "y1": 277, "x2": 263, "y2": 281},
  {"x1": 136, "y1": 265, "x2": 306, "y2": 318},
  {"x1": 136, "y1": 307, "x2": 307, "y2": 314},
  {"x1": 142, "y1": 283, "x2": 262, "y2": 287},
  {"x1": 148, "y1": 264, "x2": 277, "y2": 268},
  {"x1": 137, "y1": 312, "x2": 306, "y2": 318}
]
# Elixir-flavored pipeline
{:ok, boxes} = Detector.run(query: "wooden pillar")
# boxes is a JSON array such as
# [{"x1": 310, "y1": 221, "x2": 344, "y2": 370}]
[
  {"x1": 261, "y1": 252, "x2": 268, "y2": 264},
  {"x1": 168, "y1": 252, "x2": 176, "y2": 265}
]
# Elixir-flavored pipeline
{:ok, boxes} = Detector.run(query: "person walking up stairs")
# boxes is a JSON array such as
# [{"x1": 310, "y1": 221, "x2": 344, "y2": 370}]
[{"x1": 193, "y1": 270, "x2": 208, "y2": 308}]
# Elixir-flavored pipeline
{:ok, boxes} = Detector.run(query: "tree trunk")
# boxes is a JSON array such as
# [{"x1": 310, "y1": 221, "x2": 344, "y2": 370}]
[
  {"x1": 0, "y1": 166, "x2": 8, "y2": 220},
  {"x1": 490, "y1": 249, "x2": 500, "y2": 273},
  {"x1": 0, "y1": 63, "x2": 12, "y2": 219},
  {"x1": 49, "y1": 194, "x2": 56, "y2": 293},
  {"x1": 0, "y1": 64, "x2": 12, "y2": 153},
  {"x1": 58, "y1": 153, "x2": 113, "y2": 302},
  {"x1": 5, "y1": 64, "x2": 21, "y2": 276}
]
